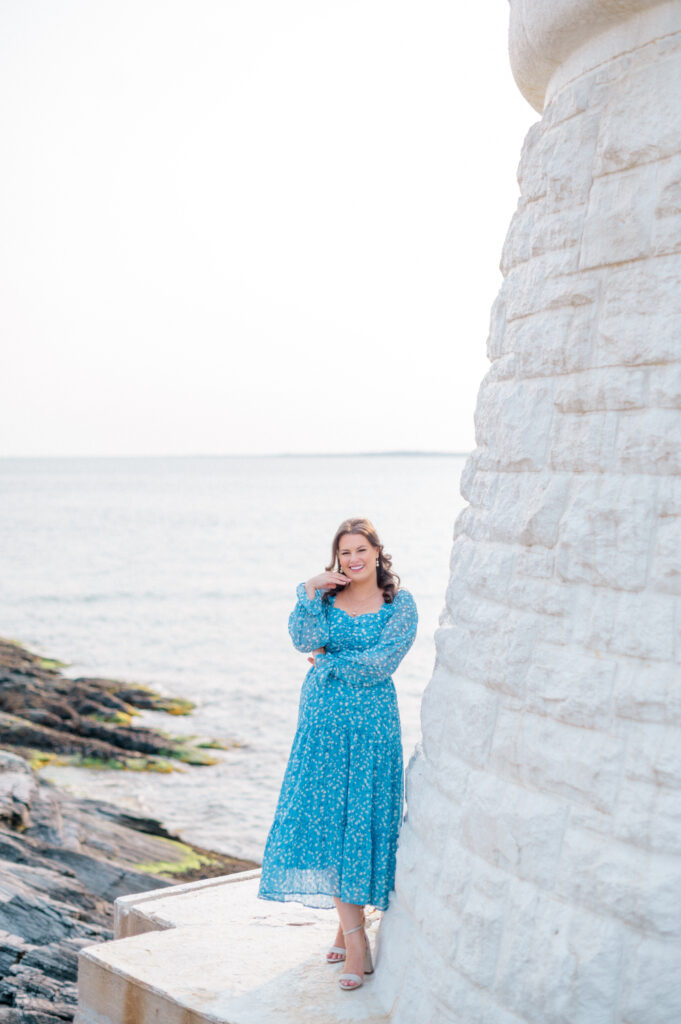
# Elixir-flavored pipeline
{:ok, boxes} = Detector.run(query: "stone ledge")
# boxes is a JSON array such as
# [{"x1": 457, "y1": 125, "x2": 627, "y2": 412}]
[
  {"x1": 509, "y1": 0, "x2": 675, "y2": 111},
  {"x1": 76, "y1": 871, "x2": 390, "y2": 1024}
]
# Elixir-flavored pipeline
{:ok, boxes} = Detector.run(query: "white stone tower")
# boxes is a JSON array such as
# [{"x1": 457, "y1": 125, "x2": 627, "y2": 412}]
[{"x1": 376, "y1": 2, "x2": 681, "y2": 1022}]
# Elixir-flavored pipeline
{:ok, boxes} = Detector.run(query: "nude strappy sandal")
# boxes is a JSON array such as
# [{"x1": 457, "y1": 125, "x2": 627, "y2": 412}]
[
  {"x1": 326, "y1": 911, "x2": 365, "y2": 964},
  {"x1": 337, "y1": 924, "x2": 373, "y2": 991},
  {"x1": 326, "y1": 942, "x2": 346, "y2": 964}
]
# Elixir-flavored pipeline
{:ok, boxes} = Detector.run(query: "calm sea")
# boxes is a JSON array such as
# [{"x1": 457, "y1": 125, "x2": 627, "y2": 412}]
[{"x1": 0, "y1": 454, "x2": 466, "y2": 861}]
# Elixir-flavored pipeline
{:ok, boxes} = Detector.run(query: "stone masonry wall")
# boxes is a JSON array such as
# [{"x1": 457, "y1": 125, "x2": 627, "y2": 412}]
[{"x1": 376, "y1": 4, "x2": 681, "y2": 1022}]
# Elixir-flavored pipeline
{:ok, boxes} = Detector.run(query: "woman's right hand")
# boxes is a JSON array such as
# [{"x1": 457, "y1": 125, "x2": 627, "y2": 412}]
[{"x1": 305, "y1": 571, "x2": 348, "y2": 599}]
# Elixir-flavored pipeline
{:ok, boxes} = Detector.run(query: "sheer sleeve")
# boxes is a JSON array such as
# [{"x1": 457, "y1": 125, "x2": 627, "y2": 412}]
[
  {"x1": 288, "y1": 582, "x2": 331, "y2": 652},
  {"x1": 317, "y1": 589, "x2": 417, "y2": 687}
]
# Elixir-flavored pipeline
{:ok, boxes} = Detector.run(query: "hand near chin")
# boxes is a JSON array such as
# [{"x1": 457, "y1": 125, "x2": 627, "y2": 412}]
[
  {"x1": 307, "y1": 647, "x2": 326, "y2": 666},
  {"x1": 306, "y1": 571, "x2": 349, "y2": 592}
]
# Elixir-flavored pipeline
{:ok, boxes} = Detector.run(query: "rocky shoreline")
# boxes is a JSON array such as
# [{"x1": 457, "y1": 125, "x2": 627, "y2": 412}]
[
  {"x1": 0, "y1": 637, "x2": 259, "y2": 1023},
  {"x1": 0, "y1": 636, "x2": 232, "y2": 772}
]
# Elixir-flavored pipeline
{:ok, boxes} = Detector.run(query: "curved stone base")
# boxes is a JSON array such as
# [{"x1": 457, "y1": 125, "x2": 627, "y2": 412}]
[{"x1": 377, "y1": 2, "x2": 681, "y2": 1021}]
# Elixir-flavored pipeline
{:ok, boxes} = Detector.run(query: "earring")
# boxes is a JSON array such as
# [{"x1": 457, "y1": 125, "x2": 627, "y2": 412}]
[{"x1": 376, "y1": 557, "x2": 380, "y2": 567}]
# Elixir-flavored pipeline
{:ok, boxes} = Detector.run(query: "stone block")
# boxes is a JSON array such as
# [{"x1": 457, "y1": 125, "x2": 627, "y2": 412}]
[
  {"x1": 652, "y1": 515, "x2": 681, "y2": 594},
  {"x1": 579, "y1": 162, "x2": 657, "y2": 268},
  {"x1": 506, "y1": 578, "x2": 572, "y2": 619},
  {"x1": 517, "y1": 120, "x2": 549, "y2": 202},
  {"x1": 460, "y1": 771, "x2": 568, "y2": 889},
  {"x1": 556, "y1": 475, "x2": 654, "y2": 591},
  {"x1": 621, "y1": 719, "x2": 681, "y2": 790},
  {"x1": 510, "y1": 305, "x2": 596, "y2": 378},
  {"x1": 474, "y1": 378, "x2": 555, "y2": 471},
  {"x1": 654, "y1": 155, "x2": 681, "y2": 212},
  {"x1": 432, "y1": 747, "x2": 471, "y2": 805},
  {"x1": 529, "y1": 204, "x2": 585, "y2": 268},
  {"x1": 543, "y1": 73, "x2": 593, "y2": 128},
  {"x1": 436, "y1": 835, "x2": 473, "y2": 914},
  {"x1": 504, "y1": 254, "x2": 598, "y2": 322},
  {"x1": 494, "y1": 882, "x2": 622, "y2": 1024},
  {"x1": 594, "y1": 52, "x2": 681, "y2": 174},
  {"x1": 500, "y1": 200, "x2": 536, "y2": 276},
  {"x1": 478, "y1": 472, "x2": 533, "y2": 545},
  {"x1": 436, "y1": 606, "x2": 538, "y2": 697},
  {"x1": 596, "y1": 256, "x2": 681, "y2": 366},
  {"x1": 419, "y1": 668, "x2": 454, "y2": 770},
  {"x1": 658, "y1": 477, "x2": 681, "y2": 516},
  {"x1": 455, "y1": 882, "x2": 506, "y2": 989},
  {"x1": 403, "y1": 752, "x2": 449, "y2": 852},
  {"x1": 517, "y1": 474, "x2": 571, "y2": 547},
  {"x1": 485, "y1": 291, "x2": 508, "y2": 360},
  {"x1": 652, "y1": 152, "x2": 681, "y2": 256},
  {"x1": 436, "y1": 968, "x2": 528, "y2": 1024},
  {"x1": 573, "y1": 586, "x2": 676, "y2": 660},
  {"x1": 515, "y1": 545, "x2": 555, "y2": 579},
  {"x1": 489, "y1": 708, "x2": 624, "y2": 812},
  {"x1": 620, "y1": 933, "x2": 681, "y2": 1024},
  {"x1": 501, "y1": 200, "x2": 584, "y2": 276},
  {"x1": 613, "y1": 777, "x2": 681, "y2": 857},
  {"x1": 650, "y1": 363, "x2": 681, "y2": 410},
  {"x1": 555, "y1": 826, "x2": 681, "y2": 939},
  {"x1": 486, "y1": 353, "x2": 517, "y2": 382},
  {"x1": 524, "y1": 644, "x2": 616, "y2": 728},
  {"x1": 616, "y1": 409, "x2": 681, "y2": 475},
  {"x1": 550, "y1": 410, "x2": 617, "y2": 472},
  {"x1": 391, "y1": 987, "x2": 450, "y2": 1024},
  {"x1": 541, "y1": 112, "x2": 602, "y2": 208},
  {"x1": 458, "y1": 461, "x2": 497, "y2": 510},
  {"x1": 436, "y1": 675, "x2": 499, "y2": 770},
  {"x1": 554, "y1": 367, "x2": 648, "y2": 413},
  {"x1": 614, "y1": 660, "x2": 681, "y2": 726},
  {"x1": 457, "y1": 540, "x2": 516, "y2": 604}
]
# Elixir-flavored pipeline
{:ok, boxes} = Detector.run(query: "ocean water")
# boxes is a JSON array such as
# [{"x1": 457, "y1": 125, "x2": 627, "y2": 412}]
[{"x1": 0, "y1": 454, "x2": 466, "y2": 861}]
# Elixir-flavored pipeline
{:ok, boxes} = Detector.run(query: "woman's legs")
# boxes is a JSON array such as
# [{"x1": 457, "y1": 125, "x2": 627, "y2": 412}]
[
  {"x1": 329, "y1": 899, "x2": 364, "y2": 958},
  {"x1": 333, "y1": 898, "x2": 366, "y2": 980}
]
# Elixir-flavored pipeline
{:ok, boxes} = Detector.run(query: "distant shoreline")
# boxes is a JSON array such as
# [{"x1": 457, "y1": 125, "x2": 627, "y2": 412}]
[{"x1": 0, "y1": 450, "x2": 471, "y2": 460}]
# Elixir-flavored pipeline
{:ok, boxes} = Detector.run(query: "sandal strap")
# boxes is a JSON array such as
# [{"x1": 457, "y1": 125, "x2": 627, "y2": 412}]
[{"x1": 342, "y1": 924, "x2": 364, "y2": 936}]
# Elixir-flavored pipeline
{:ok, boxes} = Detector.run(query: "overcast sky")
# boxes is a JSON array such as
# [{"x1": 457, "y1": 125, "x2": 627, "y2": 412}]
[{"x1": 1, "y1": 1, "x2": 537, "y2": 457}]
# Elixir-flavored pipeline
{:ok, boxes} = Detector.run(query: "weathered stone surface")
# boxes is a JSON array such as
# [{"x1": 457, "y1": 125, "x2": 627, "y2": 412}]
[
  {"x1": 555, "y1": 475, "x2": 654, "y2": 591},
  {"x1": 378, "y1": 3, "x2": 681, "y2": 1022},
  {"x1": 595, "y1": 257, "x2": 681, "y2": 367}
]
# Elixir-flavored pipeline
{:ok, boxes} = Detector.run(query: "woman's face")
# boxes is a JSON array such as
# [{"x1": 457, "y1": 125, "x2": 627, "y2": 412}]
[{"x1": 336, "y1": 533, "x2": 379, "y2": 583}]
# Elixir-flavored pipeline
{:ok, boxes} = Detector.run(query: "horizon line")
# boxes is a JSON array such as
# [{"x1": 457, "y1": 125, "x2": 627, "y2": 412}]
[{"x1": 0, "y1": 449, "x2": 472, "y2": 460}]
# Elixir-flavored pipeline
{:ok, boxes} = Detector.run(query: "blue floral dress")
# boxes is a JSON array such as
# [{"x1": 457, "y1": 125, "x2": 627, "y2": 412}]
[{"x1": 257, "y1": 583, "x2": 418, "y2": 911}]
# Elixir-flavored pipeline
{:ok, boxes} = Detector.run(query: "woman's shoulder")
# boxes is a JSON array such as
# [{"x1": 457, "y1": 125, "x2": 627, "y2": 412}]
[{"x1": 391, "y1": 588, "x2": 417, "y2": 611}]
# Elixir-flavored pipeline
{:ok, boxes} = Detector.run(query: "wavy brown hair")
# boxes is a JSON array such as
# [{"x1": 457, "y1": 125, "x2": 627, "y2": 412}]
[{"x1": 323, "y1": 516, "x2": 400, "y2": 604}]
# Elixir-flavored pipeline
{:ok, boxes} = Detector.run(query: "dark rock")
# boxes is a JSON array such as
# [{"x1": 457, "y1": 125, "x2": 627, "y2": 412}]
[
  {"x1": 0, "y1": 637, "x2": 208, "y2": 768},
  {"x1": 0, "y1": 750, "x2": 258, "y2": 1018}
]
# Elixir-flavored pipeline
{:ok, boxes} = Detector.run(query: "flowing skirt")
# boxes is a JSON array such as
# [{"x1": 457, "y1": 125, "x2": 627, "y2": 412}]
[{"x1": 257, "y1": 666, "x2": 404, "y2": 910}]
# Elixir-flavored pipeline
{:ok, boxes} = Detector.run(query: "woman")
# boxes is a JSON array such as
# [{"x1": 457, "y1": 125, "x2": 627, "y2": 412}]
[{"x1": 257, "y1": 516, "x2": 418, "y2": 992}]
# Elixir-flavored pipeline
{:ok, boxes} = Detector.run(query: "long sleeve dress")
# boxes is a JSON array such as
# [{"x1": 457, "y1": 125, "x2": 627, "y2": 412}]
[{"x1": 257, "y1": 583, "x2": 418, "y2": 911}]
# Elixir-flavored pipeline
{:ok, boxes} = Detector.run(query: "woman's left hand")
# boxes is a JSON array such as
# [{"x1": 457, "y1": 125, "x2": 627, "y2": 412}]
[{"x1": 307, "y1": 646, "x2": 325, "y2": 666}]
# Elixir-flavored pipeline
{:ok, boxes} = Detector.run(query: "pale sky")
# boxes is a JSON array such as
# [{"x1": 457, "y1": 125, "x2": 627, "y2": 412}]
[{"x1": 1, "y1": 1, "x2": 537, "y2": 457}]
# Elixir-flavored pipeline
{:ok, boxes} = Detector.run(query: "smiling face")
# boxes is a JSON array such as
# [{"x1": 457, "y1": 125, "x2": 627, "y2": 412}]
[{"x1": 336, "y1": 532, "x2": 380, "y2": 583}]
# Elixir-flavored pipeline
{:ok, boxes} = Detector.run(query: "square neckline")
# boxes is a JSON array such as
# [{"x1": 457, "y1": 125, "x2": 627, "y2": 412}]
[{"x1": 328, "y1": 592, "x2": 390, "y2": 619}]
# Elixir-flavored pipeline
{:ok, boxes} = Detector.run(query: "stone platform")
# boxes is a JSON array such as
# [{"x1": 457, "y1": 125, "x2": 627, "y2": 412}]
[{"x1": 75, "y1": 869, "x2": 391, "y2": 1024}]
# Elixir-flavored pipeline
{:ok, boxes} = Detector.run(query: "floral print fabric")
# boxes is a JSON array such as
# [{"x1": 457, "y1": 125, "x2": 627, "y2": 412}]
[{"x1": 257, "y1": 583, "x2": 418, "y2": 911}]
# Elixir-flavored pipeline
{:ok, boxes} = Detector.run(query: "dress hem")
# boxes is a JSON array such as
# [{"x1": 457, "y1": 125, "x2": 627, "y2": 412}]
[{"x1": 257, "y1": 889, "x2": 390, "y2": 912}]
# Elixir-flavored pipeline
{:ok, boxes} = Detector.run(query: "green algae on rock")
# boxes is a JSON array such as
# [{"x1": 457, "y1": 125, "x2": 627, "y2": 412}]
[
  {"x1": 0, "y1": 636, "x2": 230, "y2": 773},
  {"x1": 0, "y1": 748, "x2": 258, "y2": 1021}
]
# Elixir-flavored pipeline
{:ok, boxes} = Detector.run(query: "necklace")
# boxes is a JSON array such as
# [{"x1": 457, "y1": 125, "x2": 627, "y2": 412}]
[{"x1": 335, "y1": 591, "x2": 384, "y2": 617}]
